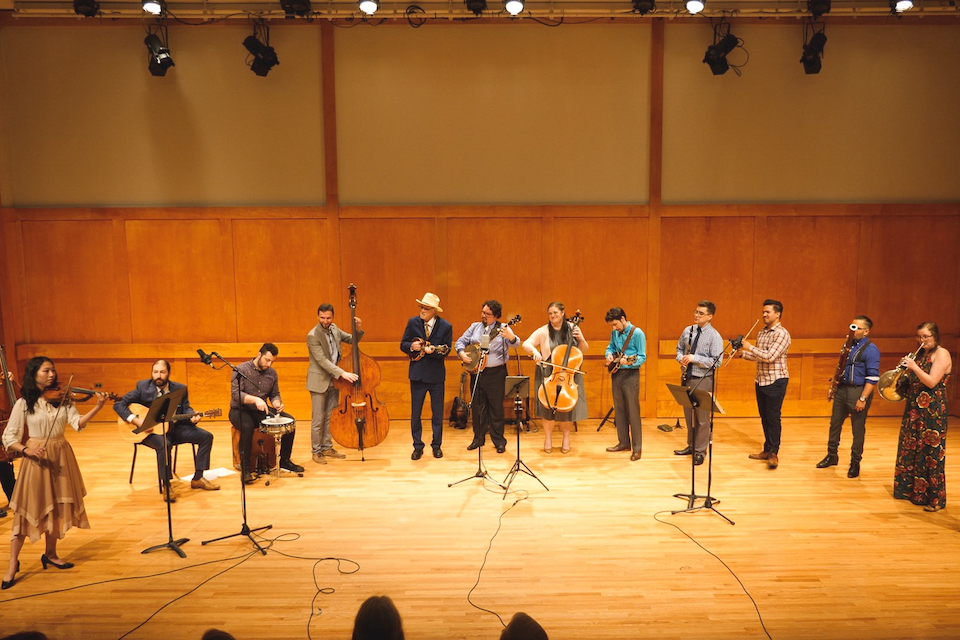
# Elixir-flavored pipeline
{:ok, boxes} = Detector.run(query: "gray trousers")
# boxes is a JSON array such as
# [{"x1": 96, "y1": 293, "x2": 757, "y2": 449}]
[
  {"x1": 611, "y1": 368, "x2": 642, "y2": 452},
  {"x1": 684, "y1": 375, "x2": 714, "y2": 455},
  {"x1": 827, "y1": 384, "x2": 871, "y2": 462},
  {"x1": 310, "y1": 387, "x2": 340, "y2": 454}
]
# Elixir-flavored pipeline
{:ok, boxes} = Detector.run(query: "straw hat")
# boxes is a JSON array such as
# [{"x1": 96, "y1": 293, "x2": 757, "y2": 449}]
[{"x1": 416, "y1": 292, "x2": 443, "y2": 313}]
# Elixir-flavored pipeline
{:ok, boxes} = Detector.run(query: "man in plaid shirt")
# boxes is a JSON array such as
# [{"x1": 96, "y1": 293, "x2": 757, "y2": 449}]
[{"x1": 739, "y1": 299, "x2": 791, "y2": 469}]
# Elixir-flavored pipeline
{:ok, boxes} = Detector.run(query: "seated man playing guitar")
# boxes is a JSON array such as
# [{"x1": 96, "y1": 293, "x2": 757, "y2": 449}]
[{"x1": 114, "y1": 359, "x2": 220, "y2": 501}]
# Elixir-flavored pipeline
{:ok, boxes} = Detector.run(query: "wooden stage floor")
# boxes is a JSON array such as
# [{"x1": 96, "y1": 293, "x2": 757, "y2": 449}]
[{"x1": 0, "y1": 416, "x2": 957, "y2": 640}]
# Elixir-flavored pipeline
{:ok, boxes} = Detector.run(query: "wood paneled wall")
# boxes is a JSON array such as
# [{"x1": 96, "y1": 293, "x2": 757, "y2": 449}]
[{"x1": 1, "y1": 205, "x2": 957, "y2": 423}]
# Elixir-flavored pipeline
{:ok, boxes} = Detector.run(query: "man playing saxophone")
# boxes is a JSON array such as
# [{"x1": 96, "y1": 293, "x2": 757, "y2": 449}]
[{"x1": 815, "y1": 316, "x2": 880, "y2": 478}]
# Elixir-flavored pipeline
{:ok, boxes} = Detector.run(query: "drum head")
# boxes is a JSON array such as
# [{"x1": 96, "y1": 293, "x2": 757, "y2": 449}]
[{"x1": 260, "y1": 416, "x2": 296, "y2": 434}]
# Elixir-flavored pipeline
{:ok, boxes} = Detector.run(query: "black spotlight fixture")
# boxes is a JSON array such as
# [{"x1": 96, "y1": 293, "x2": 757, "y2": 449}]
[
  {"x1": 465, "y1": 0, "x2": 487, "y2": 15},
  {"x1": 73, "y1": 0, "x2": 100, "y2": 17},
  {"x1": 144, "y1": 31, "x2": 174, "y2": 77},
  {"x1": 703, "y1": 32, "x2": 738, "y2": 75},
  {"x1": 800, "y1": 27, "x2": 827, "y2": 75},
  {"x1": 243, "y1": 21, "x2": 279, "y2": 77},
  {"x1": 280, "y1": 0, "x2": 312, "y2": 17},
  {"x1": 632, "y1": 0, "x2": 656, "y2": 14},
  {"x1": 807, "y1": 0, "x2": 830, "y2": 17}
]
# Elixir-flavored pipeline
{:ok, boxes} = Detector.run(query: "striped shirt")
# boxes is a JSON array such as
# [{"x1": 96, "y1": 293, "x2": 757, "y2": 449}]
[
  {"x1": 675, "y1": 322, "x2": 724, "y2": 378},
  {"x1": 744, "y1": 322, "x2": 791, "y2": 386}
]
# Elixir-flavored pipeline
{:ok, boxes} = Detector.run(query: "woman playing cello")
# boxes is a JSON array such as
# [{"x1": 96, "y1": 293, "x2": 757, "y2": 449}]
[{"x1": 523, "y1": 302, "x2": 588, "y2": 454}]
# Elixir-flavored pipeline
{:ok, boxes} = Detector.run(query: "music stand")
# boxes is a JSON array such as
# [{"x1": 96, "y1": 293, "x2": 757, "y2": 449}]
[
  {"x1": 665, "y1": 383, "x2": 733, "y2": 525},
  {"x1": 137, "y1": 387, "x2": 189, "y2": 557},
  {"x1": 448, "y1": 362, "x2": 506, "y2": 490},
  {"x1": 501, "y1": 376, "x2": 547, "y2": 498}
]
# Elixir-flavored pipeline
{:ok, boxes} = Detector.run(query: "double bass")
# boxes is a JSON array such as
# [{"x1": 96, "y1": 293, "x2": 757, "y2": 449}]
[
  {"x1": 329, "y1": 284, "x2": 390, "y2": 460},
  {"x1": 536, "y1": 311, "x2": 585, "y2": 417},
  {"x1": 0, "y1": 344, "x2": 19, "y2": 463}
]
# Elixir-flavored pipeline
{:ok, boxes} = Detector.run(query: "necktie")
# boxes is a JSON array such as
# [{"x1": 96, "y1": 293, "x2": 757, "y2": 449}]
[
  {"x1": 690, "y1": 327, "x2": 702, "y2": 355},
  {"x1": 425, "y1": 322, "x2": 431, "y2": 339}
]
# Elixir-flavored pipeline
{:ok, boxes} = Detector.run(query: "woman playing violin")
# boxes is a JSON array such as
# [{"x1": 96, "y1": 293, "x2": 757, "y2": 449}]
[
  {"x1": 523, "y1": 302, "x2": 588, "y2": 454},
  {"x1": 1, "y1": 357, "x2": 108, "y2": 590}
]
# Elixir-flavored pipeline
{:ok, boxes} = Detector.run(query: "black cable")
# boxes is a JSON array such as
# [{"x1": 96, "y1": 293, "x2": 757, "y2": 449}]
[
  {"x1": 466, "y1": 497, "x2": 529, "y2": 626},
  {"x1": 652, "y1": 510, "x2": 773, "y2": 640}
]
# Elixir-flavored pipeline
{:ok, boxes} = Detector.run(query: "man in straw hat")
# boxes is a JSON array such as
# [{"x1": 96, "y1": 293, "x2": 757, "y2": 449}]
[{"x1": 400, "y1": 293, "x2": 453, "y2": 460}]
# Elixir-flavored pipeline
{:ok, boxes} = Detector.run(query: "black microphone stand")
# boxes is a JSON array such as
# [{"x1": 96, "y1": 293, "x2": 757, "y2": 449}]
[
  {"x1": 449, "y1": 348, "x2": 505, "y2": 489},
  {"x1": 201, "y1": 352, "x2": 272, "y2": 555},
  {"x1": 671, "y1": 342, "x2": 735, "y2": 525},
  {"x1": 502, "y1": 377, "x2": 547, "y2": 499},
  {"x1": 139, "y1": 388, "x2": 189, "y2": 557}
]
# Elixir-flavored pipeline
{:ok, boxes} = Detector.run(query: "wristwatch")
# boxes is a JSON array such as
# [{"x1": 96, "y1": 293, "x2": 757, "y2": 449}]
[{"x1": 859, "y1": 396, "x2": 867, "y2": 402}]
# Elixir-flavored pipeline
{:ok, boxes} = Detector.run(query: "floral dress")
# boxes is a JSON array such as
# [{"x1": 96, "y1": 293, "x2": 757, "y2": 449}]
[{"x1": 893, "y1": 353, "x2": 949, "y2": 509}]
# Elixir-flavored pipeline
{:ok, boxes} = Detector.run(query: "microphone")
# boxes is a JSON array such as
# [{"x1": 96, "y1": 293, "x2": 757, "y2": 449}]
[
  {"x1": 480, "y1": 333, "x2": 491, "y2": 352},
  {"x1": 197, "y1": 349, "x2": 214, "y2": 367}
]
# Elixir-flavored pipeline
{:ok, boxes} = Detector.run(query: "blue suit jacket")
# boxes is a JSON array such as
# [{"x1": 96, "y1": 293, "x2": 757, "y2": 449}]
[
  {"x1": 400, "y1": 316, "x2": 453, "y2": 385},
  {"x1": 113, "y1": 379, "x2": 194, "y2": 425}
]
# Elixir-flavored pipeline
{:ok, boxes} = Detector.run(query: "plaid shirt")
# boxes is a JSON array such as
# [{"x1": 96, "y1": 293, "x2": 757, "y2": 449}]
[{"x1": 744, "y1": 322, "x2": 791, "y2": 386}]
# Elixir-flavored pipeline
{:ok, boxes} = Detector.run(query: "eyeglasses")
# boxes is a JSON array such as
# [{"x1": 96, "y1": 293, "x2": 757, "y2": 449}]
[
  {"x1": 419, "y1": 305, "x2": 434, "y2": 311},
  {"x1": 693, "y1": 311, "x2": 710, "y2": 317},
  {"x1": 917, "y1": 334, "x2": 933, "y2": 340},
  {"x1": 481, "y1": 311, "x2": 495, "y2": 317}
]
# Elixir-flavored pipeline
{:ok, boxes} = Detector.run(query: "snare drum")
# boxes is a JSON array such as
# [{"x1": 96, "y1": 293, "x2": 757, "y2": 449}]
[{"x1": 260, "y1": 416, "x2": 296, "y2": 436}]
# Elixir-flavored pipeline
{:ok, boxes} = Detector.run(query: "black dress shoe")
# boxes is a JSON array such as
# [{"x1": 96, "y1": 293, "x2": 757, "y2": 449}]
[
  {"x1": 433, "y1": 448, "x2": 443, "y2": 459},
  {"x1": 693, "y1": 452, "x2": 705, "y2": 466},
  {"x1": 41, "y1": 554, "x2": 74, "y2": 570},
  {"x1": 496, "y1": 445, "x2": 506, "y2": 454},
  {"x1": 847, "y1": 461, "x2": 860, "y2": 478},
  {"x1": 2, "y1": 561, "x2": 20, "y2": 589},
  {"x1": 280, "y1": 460, "x2": 305, "y2": 473},
  {"x1": 674, "y1": 446, "x2": 694, "y2": 456},
  {"x1": 467, "y1": 441, "x2": 483, "y2": 451},
  {"x1": 411, "y1": 449, "x2": 423, "y2": 460},
  {"x1": 816, "y1": 455, "x2": 839, "y2": 468}
]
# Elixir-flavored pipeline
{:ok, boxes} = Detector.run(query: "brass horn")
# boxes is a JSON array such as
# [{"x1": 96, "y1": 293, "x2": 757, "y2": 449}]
[{"x1": 877, "y1": 344, "x2": 924, "y2": 402}]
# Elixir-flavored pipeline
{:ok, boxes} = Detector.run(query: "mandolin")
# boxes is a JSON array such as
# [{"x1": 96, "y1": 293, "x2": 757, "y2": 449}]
[
  {"x1": 461, "y1": 315, "x2": 521, "y2": 374},
  {"x1": 608, "y1": 354, "x2": 638, "y2": 374},
  {"x1": 118, "y1": 403, "x2": 222, "y2": 444},
  {"x1": 408, "y1": 339, "x2": 451, "y2": 362}
]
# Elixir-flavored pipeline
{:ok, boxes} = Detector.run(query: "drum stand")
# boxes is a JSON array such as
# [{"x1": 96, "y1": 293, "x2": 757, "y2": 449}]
[
  {"x1": 263, "y1": 421, "x2": 299, "y2": 487},
  {"x1": 449, "y1": 364, "x2": 505, "y2": 490},
  {"x1": 201, "y1": 354, "x2": 272, "y2": 555},
  {"x1": 501, "y1": 377, "x2": 547, "y2": 499}
]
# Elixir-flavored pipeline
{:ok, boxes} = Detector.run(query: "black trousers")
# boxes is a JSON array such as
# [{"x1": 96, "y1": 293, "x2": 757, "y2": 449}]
[
  {"x1": 827, "y1": 384, "x2": 872, "y2": 462},
  {"x1": 0, "y1": 461, "x2": 15, "y2": 501},
  {"x1": 410, "y1": 378, "x2": 445, "y2": 451},
  {"x1": 755, "y1": 378, "x2": 788, "y2": 454},
  {"x1": 142, "y1": 421, "x2": 214, "y2": 481},
  {"x1": 230, "y1": 408, "x2": 295, "y2": 476},
  {"x1": 470, "y1": 365, "x2": 508, "y2": 449}
]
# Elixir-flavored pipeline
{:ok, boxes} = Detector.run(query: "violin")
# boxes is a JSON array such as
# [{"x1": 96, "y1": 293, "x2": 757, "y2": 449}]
[
  {"x1": 42, "y1": 384, "x2": 120, "y2": 405},
  {"x1": 536, "y1": 311, "x2": 585, "y2": 416}
]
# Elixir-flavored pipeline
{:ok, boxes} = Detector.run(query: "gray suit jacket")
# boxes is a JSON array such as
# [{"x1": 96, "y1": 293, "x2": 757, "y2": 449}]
[{"x1": 306, "y1": 322, "x2": 361, "y2": 393}]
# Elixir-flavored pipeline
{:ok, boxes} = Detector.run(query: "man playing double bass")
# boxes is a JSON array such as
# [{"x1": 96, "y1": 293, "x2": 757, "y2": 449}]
[
  {"x1": 455, "y1": 300, "x2": 520, "y2": 454},
  {"x1": 400, "y1": 293, "x2": 453, "y2": 460},
  {"x1": 307, "y1": 304, "x2": 361, "y2": 464}
]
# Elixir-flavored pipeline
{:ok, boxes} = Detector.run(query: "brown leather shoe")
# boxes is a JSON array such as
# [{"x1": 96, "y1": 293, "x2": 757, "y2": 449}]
[
  {"x1": 748, "y1": 451, "x2": 770, "y2": 460},
  {"x1": 630, "y1": 451, "x2": 642, "y2": 461},
  {"x1": 323, "y1": 449, "x2": 346, "y2": 459},
  {"x1": 163, "y1": 491, "x2": 177, "y2": 503},
  {"x1": 312, "y1": 453, "x2": 327, "y2": 464},
  {"x1": 190, "y1": 477, "x2": 220, "y2": 491},
  {"x1": 606, "y1": 445, "x2": 630, "y2": 452},
  {"x1": 767, "y1": 454, "x2": 779, "y2": 469}
]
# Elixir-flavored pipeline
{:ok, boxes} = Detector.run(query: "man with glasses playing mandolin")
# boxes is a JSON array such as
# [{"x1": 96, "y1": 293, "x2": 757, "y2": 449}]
[
  {"x1": 400, "y1": 292, "x2": 453, "y2": 460},
  {"x1": 114, "y1": 359, "x2": 219, "y2": 501},
  {"x1": 455, "y1": 300, "x2": 521, "y2": 454}
]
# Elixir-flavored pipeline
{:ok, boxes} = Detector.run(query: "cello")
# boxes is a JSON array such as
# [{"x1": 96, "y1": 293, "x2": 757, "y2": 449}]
[
  {"x1": 329, "y1": 284, "x2": 390, "y2": 460},
  {"x1": 536, "y1": 311, "x2": 585, "y2": 417}
]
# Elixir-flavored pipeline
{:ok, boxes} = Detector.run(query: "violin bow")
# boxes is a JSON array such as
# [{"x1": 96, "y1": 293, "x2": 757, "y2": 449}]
[{"x1": 42, "y1": 374, "x2": 74, "y2": 450}]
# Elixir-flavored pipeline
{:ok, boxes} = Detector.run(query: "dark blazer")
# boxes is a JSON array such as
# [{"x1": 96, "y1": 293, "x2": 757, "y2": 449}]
[
  {"x1": 113, "y1": 379, "x2": 194, "y2": 424},
  {"x1": 400, "y1": 316, "x2": 453, "y2": 385}
]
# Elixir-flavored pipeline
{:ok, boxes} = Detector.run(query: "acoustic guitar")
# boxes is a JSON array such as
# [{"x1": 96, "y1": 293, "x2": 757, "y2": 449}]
[
  {"x1": 118, "y1": 403, "x2": 222, "y2": 444},
  {"x1": 449, "y1": 372, "x2": 470, "y2": 429},
  {"x1": 461, "y1": 315, "x2": 521, "y2": 374}
]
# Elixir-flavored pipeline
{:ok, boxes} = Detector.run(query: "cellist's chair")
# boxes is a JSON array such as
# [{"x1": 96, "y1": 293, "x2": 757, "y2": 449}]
[{"x1": 130, "y1": 441, "x2": 197, "y2": 493}]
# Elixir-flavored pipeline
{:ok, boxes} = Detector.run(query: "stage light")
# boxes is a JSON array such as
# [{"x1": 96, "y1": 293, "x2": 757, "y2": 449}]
[
  {"x1": 703, "y1": 32, "x2": 737, "y2": 75},
  {"x1": 144, "y1": 33, "x2": 174, "y2": 77},
  {"x1": 800, "y1": 30, "x2": 827, "y2": 74},
  {"x1": 891, "y1": 0, "x2": 912, "y2": 11},
  {"x1": 504, "y1": 0, "x2": 523, "y2": 15},
  {"x1": 280, "y1": 0, "x2": 312, "y2": 17},
  {"x1": 807, "y1": 0, "x2": 830, "y2": 16},
  {"x1": 359, "y1": 0, "x2": 379, "y2": 13},
  {"x1": 686, "y1": 0, "x2": 704, "y2": 14},
  {"x1": 632, "y1": 0, "x2": 655, "y2": 14},
  {"x1": 142, "y1": 0, "x2": 164, "y2": 15},
  {"x1": 243, "y1": 32, "x2": 279, "y2": 76},
  {"x1": 73, "y1": 0, "x2": 99, "y2": 17},
  {"x1": 465, "y1": 0, "x2": 487, "y2": 15}
]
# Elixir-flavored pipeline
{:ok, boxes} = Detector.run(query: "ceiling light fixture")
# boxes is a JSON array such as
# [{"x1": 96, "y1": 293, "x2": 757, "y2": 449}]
[
  {"x1": 800, "y1": 26, "x2": 827, "y2": 74},
  {"x1": 632, "y1": 0, "x2": 656, "y2": 14},
  {"x1": 505, "y1": 0, "x2": 524, "y2": 15},
  {"x1": 359, "y1": 0, "x2": 379, "y2": 14},
  {"x1": 280, "y1": 0, "x2": 312, "y2": 17},
  {"x1": 142, "y1": 0, "x2": 164, "y2": 15},
  {"x1": 465, "y1": 0, "x2": 487, "y2": 15},
  {"x1": 807, "y1": 0, "x2": 830, "y2": 17},
  {"x1": 891, "y1": 0, "x2": 913, "y2": 12},
  {"x1": 686, "y1": 0, "x2": 704, "y2": 14},
  {"x1": 144, "y1": 32, "x2": 174, "y2": 77},
  {"x1": 73, "y1": 0, "x2": 100, "y2": 17},
  {"x1": 243, "y1": 21, "x2": 279, "y2": 76}
]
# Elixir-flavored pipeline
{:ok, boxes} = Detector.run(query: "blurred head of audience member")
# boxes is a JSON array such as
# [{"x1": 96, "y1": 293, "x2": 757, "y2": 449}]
[
  {"x1": 352, "y1": 595, "x2": 405, "y2": 640},
  {"x1": 500, "y1": 611, "x2": 548, "y2": 640},
  {"x1": 201, "y1": 630, "x2": 237, "y2": 640}
]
